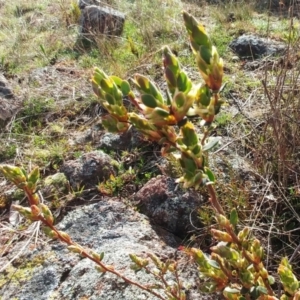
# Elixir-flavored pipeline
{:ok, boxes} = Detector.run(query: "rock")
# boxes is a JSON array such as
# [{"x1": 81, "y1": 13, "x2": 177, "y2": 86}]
[
  {"x1": 98, "y1": 131, "x2": 133, "y2": 151},
  {"x1": 42, "y1": 172, "x2": 69, "y2": 200},
  {"x1": 60, "y1": 150, "x2": 119, "y2": 189},
  {"x1": 98, "y1": 127, "x2": 144, "y2": 152},
  {"x1": 79, "y1": 5, "x2": 125, "y2": 40},
  {"x1": 0, "y1": 199, "x2": 208, "y2": 300},
  {"x1": 0, "y1": 73, "x2": 20, "y2": 130},
  {"x1": 229, "y1": 35, "x2": 286, "y2": 59},
  {"x1": 133, "y1": 175, "x2": 204, "y2": 238}
]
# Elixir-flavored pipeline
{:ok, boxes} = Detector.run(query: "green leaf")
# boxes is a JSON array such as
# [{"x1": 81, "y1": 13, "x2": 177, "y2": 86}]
[
  {"x1": 110, "y1": 75, "x2": 122, "y2": 86},
  {"x1": 153, "y1": 107, "x2": 170, "y2": 117},
  {"x1": 268, "y1": 275, "x2": 275, "y2": 285},
  {"x1": 200, "y1": 46, "x2": 212, "y2": 65},
  {"x1": 174, "y1": 92, "x2": 185, "y2": 108},
  {"x1": 207, "y1": 259, "x2": 220, "y2": 269},
  {"x1": 255, "y1": 286, "x2": 268, "y2": 295},
  {"x1": 203, "y1": 137, "x2": 221, "y2": 152},
  {"x1": 181, "y1": 122, "x2": 199, "y2": 147},
  {"x1": 135, "y1": 75, "x2": 149, "y2": 91},
  {"x1": 100, "y1": 78, "x2": 114, "y2": 94},
  {"x1": 192, "y1": 25, "x2": 212, "y2": 48},
  {"x1": 105, "y1": 93, "x2": 115, "y2": 105},
  {"x1": 27, "y1": 167, "x2": 40, "y2": 185},
  {"x1": 204, "y1": 167, "x2": 215, "y2": 183},
  {"x1": 165, "y1": 67, "x2": 177, "y2": 88},
  {"x1": 182, "y1": 12, "x2": 212, "y2": 48},
  {"x1": 199, "y1": 281, "x2": 217, "y2": 293},
  {"x1": 102, "y1": 115, "x2": 128, "y2": 133},
  {"x1": 198, "y1": 85, "x2": 211, "y2": 106},
  {"x1": 149, "y1": 81, "x2": 163, "y2": 103},
  {"x1": 120, "y1": 80, "x2": 131, "y2": 95},
  {"x1": 141, "y1": 94, "x2": 157, "y2": 108},
  {"x1": 177, "y1": 73, "x2": 187, "y2": 91},
  {"x1": 223, "y1": 287, "x2": 241, "y2": 300},
  {"x1": 180, "y1": 155, "x2": 197, "y2": 176},
  {"x1": 212, "y1": 244, "x2": 240, "y2": 261},
  {"x1": 230, "y1": 208, "x2": 238, "y2": 226},
  {"x1": 224, "y1": 287, "x2": 240, "y2": 293},
  {"x1": 191, "y1": 144, "x2": 201, "y2": 155}
]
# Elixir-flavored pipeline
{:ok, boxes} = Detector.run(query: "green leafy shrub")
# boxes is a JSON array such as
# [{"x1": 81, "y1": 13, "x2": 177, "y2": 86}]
[{"x1": 1, "y1": 11, "x2": 299, "y2": 300}]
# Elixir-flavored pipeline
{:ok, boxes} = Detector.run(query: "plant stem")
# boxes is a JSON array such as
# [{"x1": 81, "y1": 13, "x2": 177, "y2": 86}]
[{"x1": 206, "y1": 184, "x2": 225, "y2": 215}]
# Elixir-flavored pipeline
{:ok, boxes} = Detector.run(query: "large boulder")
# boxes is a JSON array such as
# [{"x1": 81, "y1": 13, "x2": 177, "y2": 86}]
[{"x1": 0, "y1": 199, "x2": 207, "y2": 300}]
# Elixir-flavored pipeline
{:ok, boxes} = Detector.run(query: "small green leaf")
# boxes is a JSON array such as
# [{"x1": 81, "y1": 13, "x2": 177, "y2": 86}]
[
  {"x1": 180, "y1": 155, "x2": 197, "y2": 175},
  {"x1": 141, "y1": 94, "x2": 157, "y2": 108},
  {"x1": 174, "y1": 92, "x2": 185, "y2": 108},
  {"x1": 223, "y1": 286, "x2": 241, "y2": 299},
  {"x1": 256, "y1": 286, "x2": 268, "y2": 295},
  {"x1": 181, "y1": 122, "x2": 199, "y2": 147},
  {"x1": 100, "y1": 78, "x2": 114, "y2": 94},
  {"x1": 153, "y1": 107, "x2": 170, "y2": 117},
  {"x1": 27, "y1": 167, "x2": 40, "y2": 185},
  {"x1": 205, "y1": 167, "x2": 215, "y2": 183},
  {"x1": 149, "y1": 81, "x2": 163, "y2": 103},
  {"x1": 191, "y1": 144, "x2": 201, "y2": 155},
  {"x1": 192, "y1": 25, "x2": 212, "y2": 48},
  {"x1": 200, "y1": 45, "x2": 212, "y2": 65},
  {"x1": 202, "y1": 136, "x2": 221, "y2": 152},
  {"x1": 165, "y1": 67, "x2": 177, "y2": 88},
  {"x1": 224, "y1": 287, "x2": 240, "y2": 293},
  {"x1": 199, "y1": 281, "x2": 217, "y2": 293},
  {"x1": 268, "y1": 275, "x2": 275, "y2": 285},
  {"x1": 110, "y1": 75, "x2": 122, "y2": 86},
  {"x1": 207, "y1": 259, "x2": 220, "y2": 269},
  {"x1": 120, "y1": 80, "x2": 131, "y2": 95},
  {"x1": 198, "y1": 85, "x2": 211, "y2": 106},
  {"x1": 230, "y1": 208, "x2": 238, "y2": 226},
  {"x1": 105, "y1": 93, "x2": 115, "y2": 105},
  {"x1": 135, "y1": 75, "x2": 149, "y2": 91},
  {"x1": 177, "y1": 72, "x2": 192, "y2": 93}
]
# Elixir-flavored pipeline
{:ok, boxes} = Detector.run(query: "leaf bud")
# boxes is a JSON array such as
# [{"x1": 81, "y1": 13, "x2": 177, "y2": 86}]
[
  {"x1": 39, "y1": 203, "x2": 54, "y2": 225},
  {"x1": 30, "y1": 205, "x2": 41, "y2": 217},
  {"x1": 91, "y1": 251, "x2": 105, "y2": 262},
  {"x1": 211, "y1": 229, "x2": 233, "y2": 243},
  {"x1": 67, "y1": 245, "x2": 84, "y2": 254},
  {"x1": 216, "y1": 214, "x2": 230, "y2": 228},
  {"x1": 58, "y1": 231, "x2": 72, "y2": 243},
  {"x1": 42, "y1": 226, "x2": 59, "y2": 239},
  {"x1": 95, "y1": 265, "x2": 107, "y2": 273}
]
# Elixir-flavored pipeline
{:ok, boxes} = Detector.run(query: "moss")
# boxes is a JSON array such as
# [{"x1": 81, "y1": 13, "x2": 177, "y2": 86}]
[{"x1": 0, "y1": 254, "x2": 50, "y2": 289}]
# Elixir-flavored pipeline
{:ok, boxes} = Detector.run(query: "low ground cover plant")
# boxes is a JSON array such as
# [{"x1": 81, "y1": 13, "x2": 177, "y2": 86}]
[{"x1": 0, "y1": 10, "x2": 299, "y2": 300}]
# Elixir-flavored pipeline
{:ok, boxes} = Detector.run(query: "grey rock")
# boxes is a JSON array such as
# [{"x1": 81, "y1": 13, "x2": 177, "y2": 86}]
[
  {"x1": 60, "y1": 150, "x2": 119, "y2": 189},
  {"x1": 133, "y1": 175, "x2": 204, "y2": 238},
  {"x1": 0, "y1": 73, "x2": 20, "y2": 130},
  {"x1": 79, "y1": 5, "x2": 125, "y2": 40},
  {"x1": 0, "y1": 199, "x2": 208, "y2": 300},
  {"x1": 98, "y1": 128, "x2": 143, "y2": 152},
  {"x1": 229, "y1": 35, "x2": 286, "y2": 59},
  {"x1": 98, "y1": 131, "x2": 133, "y2": 151}
]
